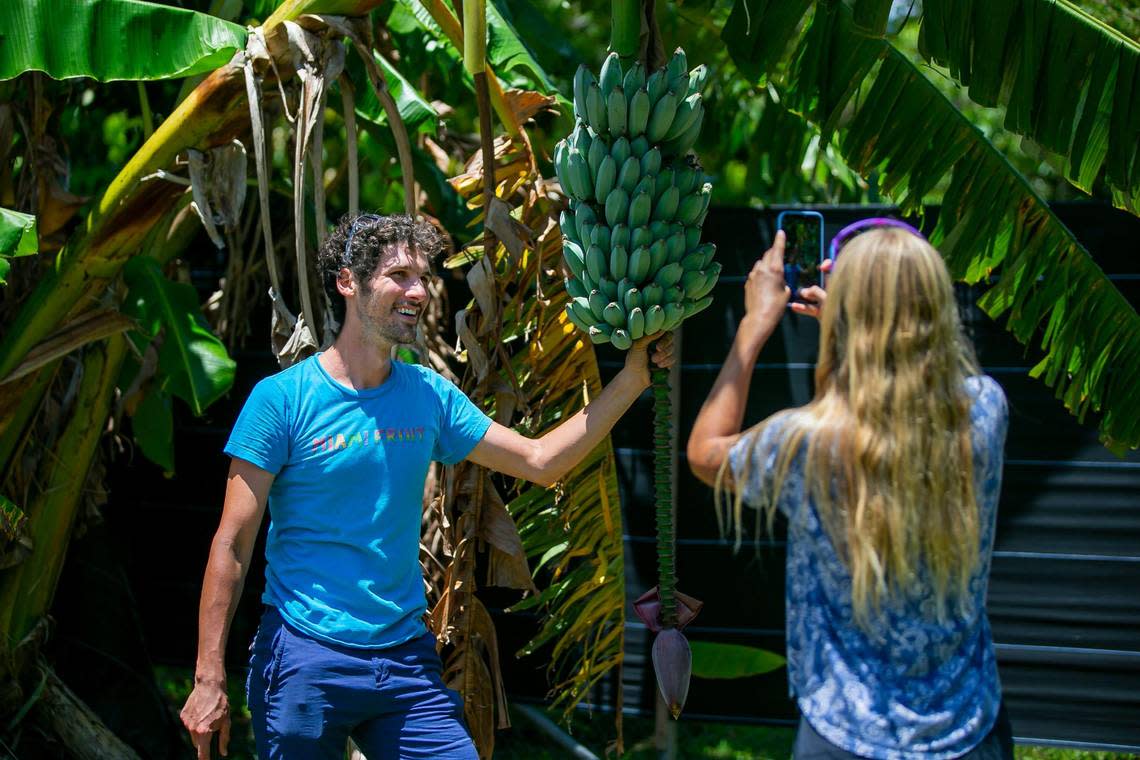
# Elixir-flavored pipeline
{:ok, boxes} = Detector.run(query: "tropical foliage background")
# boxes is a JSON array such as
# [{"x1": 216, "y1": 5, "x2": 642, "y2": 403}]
[{"x1": 0, "y1": 0, "x2": 1137, "y2": 756}]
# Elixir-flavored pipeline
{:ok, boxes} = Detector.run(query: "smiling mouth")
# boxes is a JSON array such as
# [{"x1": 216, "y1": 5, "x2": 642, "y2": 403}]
[{"x1": 395, "y1": 305, "x2": 419, "y2": 319}]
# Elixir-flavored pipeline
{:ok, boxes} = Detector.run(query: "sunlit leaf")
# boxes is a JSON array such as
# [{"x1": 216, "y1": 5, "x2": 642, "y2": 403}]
[
  {"x1": 690, "y1": 641, "x2": 786, "y2": 679},
  {"x1": 919, "y1": 0, "x2": 1140, "y2": 215},
  {"x1": 0, "y1": 494, "x2": 27, "y2": 543},
  {"x1": 0, "y1": 0, "x2": 247, "y2": 82},
  {"x1": 121, "y1": 257, "x2": 235, "y2": 416},
  {"x1": 0, "y1": 208, "x2": 37, "y2": 257}
]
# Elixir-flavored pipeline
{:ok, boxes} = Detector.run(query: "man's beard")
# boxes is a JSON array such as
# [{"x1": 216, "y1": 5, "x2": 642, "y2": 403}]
[{"x1": 356, "y1": 298, "x2": 419, "y2": 346}]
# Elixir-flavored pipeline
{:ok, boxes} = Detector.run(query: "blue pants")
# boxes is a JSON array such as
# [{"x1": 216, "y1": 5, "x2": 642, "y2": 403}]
[{"x1": 246, "y1": 607, "x2": 477, "y2": 759}]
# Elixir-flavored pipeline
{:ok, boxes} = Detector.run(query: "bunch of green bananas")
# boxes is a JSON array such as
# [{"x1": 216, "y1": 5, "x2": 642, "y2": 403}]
[{"x1": 554, "y1": 48, "x2": 720, "y2": 350}]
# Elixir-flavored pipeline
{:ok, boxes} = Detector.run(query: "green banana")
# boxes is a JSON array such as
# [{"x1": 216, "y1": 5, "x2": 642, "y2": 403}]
[
  {"x1": 666, "y1": 48, "x2": 688, "y2": 91},
  {"x1": 610, "y1": 245, "x2": 629, "y2": 280},
  {"x1": 649, "y1": 220, "x2": 670, "y2": 241},
  {"x1": 630, "y1": 135, "x2": 650, "y2": 158},
  {"x1": 563, "y1": 239, "x2": 586, "y2": 280},
  {"x1": 573, "y1": 65, "x2": 596, "y2": 122},
  {"x1": 607, "y1": 87, "x2": 628, "y2": 136},
  {"x1": 612, "y1": 224, "x2": 631, "y2": 251},
  {"x1": 610, "y1": 136, "x2": 631, "y2": 167},
  {"x1": 681, "y1": 269, "x2": 707, "y2": 298},
  {"x1": 684, "y1": 225, "x2": 701, "y2": 251},
  {"x1": 628, "y1": 246, "x2": 652, "y2": 282},
  {"x1": 586, "y1": 83, "x2": 608, "y2": 133},
  {"x1": 691, "y1": 262, "x2": 722, "y2": 299},
  {"x1": 654, "y1": 186, "x2": 680, "y2": 222},
  {"x1": 590, "y1": 223, "x2": 612, "y2": 252},
  {"x1": 688, "y1": 64, "x2": 708, "y2": 93},
  {"x1": 675, "y1": 166, "x2": 699, "y2": 196},
  {"x1": 566, "y1": 304, "x2": 592, "y2": 332},
  {"x1": 587, "y1": 135, "x2": 607, "y2": 185},
  {"x1": 574, "y1": 202, "x2": 597, "y2": 241},
  {"x1": 586, "y1": 244, "x2": 606, "y2": 284},
  {"x1": 588, "y1": 290, "x2": 608, "y2": 321},
  {"x1": 594, "y1": 154, "x2": 617, "y2": 204},
  {"x1": 603, "y1": 301, "x2": 626, "y2": 328},
  {"x1": 676, "y1": 192, "x2": 704, "y2": 226},
  {"x1": 566, "y1": 277, "x2": 587, "y2": 300},
  {"x1": 623, "y1": 286, "x2": 642, "y2": 313},
  {"x1": 559, "y1": 210, "x2": 579, "y2": 245},
  {"x1": 618, "y1": 155, "x2": 641, "y2": 193},
  {"x1": 555, "y1": 141, "x2": 570, "y2": 193},
  {"x1": 662, "y1": 302, "x2": 685, "y2": 331},
  {"x1": 666, "y1": 231, "x2": 687, "y2": 262},
  {"x1": 664, "y1": 285, "x2": 685, "y2": 304},
  {"x1": 642, "y1": 283, "x2": 664, "y2": 306},
  {"x1": 691, "y1": 243, "x2": 716, "y2": 269},
  {"x1": 680, "y1": 250, "x2": 705, "y2": 272},
  {"x1": 664, "y1": 93, "x2": 702, "y2": 142},
  {"x1": 570, "y1": 297, "x2": 595, "y2": 325},
  {"x1": 623, "y1": 62, "x2": 646, "y2": 96},
  {"x1": 599, "y1": 51, "x2": 623, "y2": 95},
  {"x1": 610, "y1": 328, "x2": 633, "y2": 350},
  {"x1": 645, "y1": 304, "x2": 666, "y2": 335},
  {"x1": 628, "y1": 192, "x2": 652, "y2": 228},
  {"x1": 663, "y1": 107, "x2": 703, "y2": 156},
  {"x1": 567, "y1": 149, "x2": 591, "y2": 200},
  {"x1": 655, "y1": 168, "x2": 674, "y2": 200},
  {"x1": 627, "y1": 307, "x2": 646, "y2": 340},
  {"x1": 632, "y1": 226, "x2": 654, "y2": 249},
  {"x1": 654, "y1": 262, "x2": 684, "y2": 288},
  {"x1": 599, "y1": 277, "x2": 618, "y2": 300},
  {"x1": 648, "y1": 239, "x2": 668, "y2": 272},
  {"x1": 640, "y1": 148, "x2": 662, "y2": 178},
  {"x1": 646, "y1": 69, "x2": 668, "y2": 103},
  {"x1": 605, "y1": 187, "x2": 630, "y2": 227},
  {"x1": 588, "y1": 325, "x2": 612, "y2": 344},
  {"x1": 633, "y1": 175, "x2": 656, "y2": 200},
  {"x1": 571, "y1": 123, "x2": 592, "y2": 155},
  {"x1": 628, "y1": 89, "x2": 651, "y2": 137},
  {"x1": 683, "y1": 295, "x2": 714, "y2": 319},
  {"x1": 646, "y1": 91, "x2": 679, "y2": 143}
]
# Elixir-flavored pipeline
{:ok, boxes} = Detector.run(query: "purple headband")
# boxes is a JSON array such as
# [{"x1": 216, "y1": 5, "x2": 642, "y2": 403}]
[{"x1": 828, "y1": 217, "x2": 926, "y2": 259}]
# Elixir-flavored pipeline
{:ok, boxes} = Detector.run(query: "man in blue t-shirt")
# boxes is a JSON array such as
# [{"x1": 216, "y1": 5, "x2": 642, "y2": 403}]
[{"x1": 179, "y1": 214, "x2": 673, "y2": 759}]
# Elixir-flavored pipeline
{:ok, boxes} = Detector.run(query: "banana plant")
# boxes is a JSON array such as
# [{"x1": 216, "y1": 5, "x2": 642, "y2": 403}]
[
  {"x1": 554, "y1": 7, "x2": 718, "y2": 713},
  {"x1": 723, "y1": 0, "x2": 1140, "y2": 451}
]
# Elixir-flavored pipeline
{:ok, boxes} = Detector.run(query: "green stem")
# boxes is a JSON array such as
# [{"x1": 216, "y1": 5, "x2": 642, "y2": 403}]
[
  {"x1": 610, "y1": 0, "x2": 640, "y2": 62},
  {"x1": 652, "y1": 366, "x2": 677, "y2": 629}
]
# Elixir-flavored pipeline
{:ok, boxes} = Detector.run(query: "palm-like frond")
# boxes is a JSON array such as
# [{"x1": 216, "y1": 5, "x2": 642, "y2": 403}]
[
  {"x1": 723, "y1": 0, "x2": 1140, "y2": 450},
  {"x1": 436, "y1": 130, "x2": 626, "y2": 751},
  {"x1": 919, "y1": 0, "x2": 1140, "y2": 215}
]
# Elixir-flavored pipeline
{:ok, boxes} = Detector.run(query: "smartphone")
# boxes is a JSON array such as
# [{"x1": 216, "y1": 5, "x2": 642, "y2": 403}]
[{"x1": 776, "y1": 210, "x2": 825, "y2": 303}]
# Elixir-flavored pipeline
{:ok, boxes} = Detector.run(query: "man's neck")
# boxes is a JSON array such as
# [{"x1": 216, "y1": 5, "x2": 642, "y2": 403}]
[{"x1": 320, "y1": 324, "x2": 395, "y2": 390}]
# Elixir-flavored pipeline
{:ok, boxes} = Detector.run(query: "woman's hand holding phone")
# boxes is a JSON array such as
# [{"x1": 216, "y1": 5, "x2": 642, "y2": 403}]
[
  {"x1": 788, "y1": 258, "x2": 832, "y2": 320},
  {"x1": 743, "y1": 230, "x2": 792, "y2": 333}
]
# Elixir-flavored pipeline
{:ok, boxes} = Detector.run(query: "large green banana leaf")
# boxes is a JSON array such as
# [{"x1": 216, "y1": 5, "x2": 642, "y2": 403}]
[
  {"x1": 0, "y1": 0, "x2": 247, "y2": 82},
  {"x1": 0, "y1": 208, "x2": 37, "y2": 258},
  {"x1": 347, "y1": 49, "x2": 440, "y2": 134},
  {"x1": 919, "y1": 0, "x2": 1140, "y2": 216},
  {"x1": 396, "y1": 0, "x2": 558, "y2": 95},
  {"x1": 0, "y1": 208, "x2": 37, "y2": 286},
  {"x1": 723, "y1": 0, "x2": 1140, "y2": 450},
  {"x1": 121, "y1": 257, "x2": 235, "y2": 416}
]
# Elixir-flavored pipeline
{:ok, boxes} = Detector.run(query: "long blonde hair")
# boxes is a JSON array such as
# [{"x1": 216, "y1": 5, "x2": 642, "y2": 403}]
[{"x1": 720, "y1": 228, "x2": 981, "y2": 625}]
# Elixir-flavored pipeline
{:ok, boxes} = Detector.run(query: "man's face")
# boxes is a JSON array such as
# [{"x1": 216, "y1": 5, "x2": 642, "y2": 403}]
[{"x1": 352, "y1": 242, "x2": 431, "y2": 347}]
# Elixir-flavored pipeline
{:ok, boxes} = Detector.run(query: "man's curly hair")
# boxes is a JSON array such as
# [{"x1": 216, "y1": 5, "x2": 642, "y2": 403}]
[{"x1": 319, "y1": 213, "x2": 446, "y2": 331}]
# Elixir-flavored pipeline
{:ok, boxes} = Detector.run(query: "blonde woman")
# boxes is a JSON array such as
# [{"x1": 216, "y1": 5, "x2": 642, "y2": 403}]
[{"x1": 687, "y1": 224, "x2": 1012, "y2": 759}]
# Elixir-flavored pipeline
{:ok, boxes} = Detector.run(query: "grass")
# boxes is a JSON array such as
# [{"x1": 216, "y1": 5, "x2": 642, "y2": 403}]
[{"x1": 156, "y1": 667, "x2": 1136, "y2": 759}]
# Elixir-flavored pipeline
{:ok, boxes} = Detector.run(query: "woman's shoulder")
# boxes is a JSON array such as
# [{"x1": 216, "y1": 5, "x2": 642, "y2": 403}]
[{"x1": 964, "y1": 374, "x2": 1009, "y2": 443}]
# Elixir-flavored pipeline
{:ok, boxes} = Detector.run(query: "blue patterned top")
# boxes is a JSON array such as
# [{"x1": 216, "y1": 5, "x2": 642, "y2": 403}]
[{"x1": 729, "y1": 376, "x2": 1009, "y2": 759}]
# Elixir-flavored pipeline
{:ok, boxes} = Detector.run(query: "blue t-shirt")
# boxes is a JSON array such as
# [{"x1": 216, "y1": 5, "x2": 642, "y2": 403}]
[
  {"x1": 225, "y1": 355, "x2": 492, "y2": 648},
  {"x1": 729, "y1": 375, "x2": 1009, "y2": 759}
]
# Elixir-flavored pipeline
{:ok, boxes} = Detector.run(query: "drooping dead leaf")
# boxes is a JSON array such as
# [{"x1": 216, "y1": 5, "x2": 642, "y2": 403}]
[
  {"x1": 485, "y1": 196, "x2": 532, "y2": 266},
  {"x1": 502, "y1": 88, "x2": 558, "y2": 126}
]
